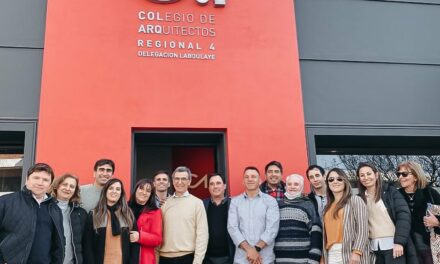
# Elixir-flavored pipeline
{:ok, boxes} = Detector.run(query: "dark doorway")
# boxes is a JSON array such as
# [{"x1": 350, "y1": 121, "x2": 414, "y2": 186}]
[
  {"x1": 0, "y1": 131, "x2": 25, "y2": 192},
  {"x1": 132, "y1": 131, "x2": 227, "y2": 199}
]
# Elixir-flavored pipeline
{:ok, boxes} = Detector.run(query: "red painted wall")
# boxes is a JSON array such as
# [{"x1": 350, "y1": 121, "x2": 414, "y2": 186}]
[{"x1": 37, "y1": 0, "x2": 308, "y2": 195}]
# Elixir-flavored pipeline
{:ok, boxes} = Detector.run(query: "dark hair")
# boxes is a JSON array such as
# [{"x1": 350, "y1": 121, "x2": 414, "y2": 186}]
[
  {"x1": 51, "y1": 174, "x2": 81, "y2": 204},
  {"x1": 153, "y1": 170, "x2": 170, "y2": 181},
  {"x1": 27, "y1": 163, "x2": 55, "y2": 182},
  {"x1": 207, "y1": 173, "x2": 225, "y2": 184},
  {"x1": 92, "y1": 178, "x2": 134, "y2": 230},
  {"x1": 323, "y1": 168, "x2": 352, "y2": 219},
  {"x1": 244, "y1": 166, "x2": 260, "y2": 175},
  {"x1": 94, "y1": 159, "x2": 115, "y2": 173},
  {"x1": 306, "y1": 165, "x2": 325, "y2": 178},
  {"x1": 357, "y1": 162, "x2": 382, "y2": 203},
  {"x1": 129, "y1": 179, "x2": 158, "y2": 212},
  {"x1": 265, "y1": 161, "x2": 283, "y2": 173}
]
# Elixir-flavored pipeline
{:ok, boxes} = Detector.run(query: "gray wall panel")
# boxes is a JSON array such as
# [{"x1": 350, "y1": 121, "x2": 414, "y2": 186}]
[
  {"x1": 295, "y1": 0, "x2": 440, "y2": 64},
  {"x1": 0, "y1": 0, "x2": 47, "y2": 48},
  {"x1": 300, "y1": 60, "x2": 440, "y2": 125},
  {"x1": 0, "y1": 48, "x2": 43, "y2": 119}
]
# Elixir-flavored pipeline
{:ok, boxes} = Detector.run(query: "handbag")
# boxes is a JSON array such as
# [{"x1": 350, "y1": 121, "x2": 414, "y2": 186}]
[{"x1": 425, "y1": 188, "x2": 440, "y2": 263}]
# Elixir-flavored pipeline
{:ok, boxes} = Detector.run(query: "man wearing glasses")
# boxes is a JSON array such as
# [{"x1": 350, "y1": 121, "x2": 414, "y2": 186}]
[{"x1": 160, "y1": 166, "x2": 209, "y2": 264}]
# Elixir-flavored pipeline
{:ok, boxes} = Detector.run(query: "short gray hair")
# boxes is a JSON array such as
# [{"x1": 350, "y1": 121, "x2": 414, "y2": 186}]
[
  {"x1": 286, "y1": 174, "x2": 305, "y2": 192},
  {"x1": 172, "y1": 166, "x2": 192, "y2": 181}
]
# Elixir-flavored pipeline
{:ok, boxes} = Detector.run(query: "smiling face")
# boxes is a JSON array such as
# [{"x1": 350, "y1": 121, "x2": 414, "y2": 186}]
[
  {"x1": 358, "y1": 166, "x2": 378, "y2": 190},
  {"x1": 243, "y1": 169, "x2": 260, "y2": 191},
  {"x1": 135, "y1": 183, "x2": 152, "y2": 205},
  {"x1": 56, "y1": 177, "x2": 77, "y2": 202},
  {"x1": 398, "y1": 166, "x2": 417, "y2": 191},
  {"x1": 286, "y1": 176, "x2": 302, "y2": 196},
  {"x1": 26, "y1": 171, "x2": 52, "y2": 199},
  {"x1": 153, "y1": 173, "x2": 170, "y2": 192},
  {"x1": 265, "y1": 165, "x2": 282, "y2": 186},
  {"x1": 94, "y1": 164, "x2": 114, "y2": 187},
  {"x1": 106, "y1": 181, "x2": 122, "y2": 206},
  {"x1": 172, "y1": 171, "x2": 190, "y2": 196},
  {"x1": 208, "y1": 175, "x2": 226, "y2": 198},
  {"x1": 327, "y1": 171, "x2": 345, "y2": 195}
]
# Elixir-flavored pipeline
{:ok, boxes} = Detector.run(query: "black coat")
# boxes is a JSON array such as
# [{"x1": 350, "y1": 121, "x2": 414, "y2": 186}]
[
  {"x1": 83, "y1": 211, "x2": 132, "y2": 264},
  {"x1": 0, "y1": 187, "x2": 65, "y2": 264},
  {"x1": 68, "y1": 203, "x2": 88, "y2": 264},
  {"x1": 307, "y1": 191, "x2": 323, "y2": 218},
  {"x1": 399, "y1": 186, "x2": 440, "y2": 245},
  {"x1": 381, "y1": 183, "x2": 417, "y2": 263},
  {"x1": 202, "y1": 197, "x2": 235, "y2": 262}
]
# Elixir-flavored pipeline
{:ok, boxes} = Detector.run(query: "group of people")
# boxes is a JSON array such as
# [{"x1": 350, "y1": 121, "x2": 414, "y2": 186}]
[{"x1": 0, "y1": 158, "x2": 439, "y2": 264}]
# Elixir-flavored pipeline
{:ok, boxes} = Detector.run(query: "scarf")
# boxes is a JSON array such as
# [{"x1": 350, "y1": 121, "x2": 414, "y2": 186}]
[
  {"x1": 284, "y1": 191, "x2": 302, "y2": 200},
  {"x1": 129, "y1": 201, "x2": 145, "y2": 220},
  {"x1": 108, "y1": 204, "x2": 121, "y2": 236}
]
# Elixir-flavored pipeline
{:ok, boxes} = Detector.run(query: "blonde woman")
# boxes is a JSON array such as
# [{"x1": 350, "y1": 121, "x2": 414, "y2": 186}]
[
  {"x1": 397, "y1": 161, "x2": 440, "y2": 264},
  {"x1": 52, "y1": 174, "x2": 88, "y2": 264}
]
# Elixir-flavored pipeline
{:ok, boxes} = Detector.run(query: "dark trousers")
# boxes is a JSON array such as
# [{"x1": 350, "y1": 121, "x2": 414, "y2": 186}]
[
  {"x1": 374, "y1": 249, "x2": 406, "y2": 264},
  {"x1": 417, "y1": 249, "x2": 434, "y2": 264},
  {"x1": 160, "y1": 253, "x2": 194, "y2": 264},
  {"x1": 203, "y1": 255, "x2": 231, "y2": 264}
]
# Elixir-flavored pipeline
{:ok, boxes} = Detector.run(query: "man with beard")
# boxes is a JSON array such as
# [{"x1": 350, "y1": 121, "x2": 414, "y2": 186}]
[{"x1": 260, "y1": 161, "x2": 285, "y2": 202}]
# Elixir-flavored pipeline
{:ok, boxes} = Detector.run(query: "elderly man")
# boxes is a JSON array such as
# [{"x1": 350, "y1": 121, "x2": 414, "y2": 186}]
[
  {"x1": 228, "y1": 166, "x2": 280, "y2": 264},
  {"x1": 160, "y1": 166, "x2": 209, "y2": 264}
]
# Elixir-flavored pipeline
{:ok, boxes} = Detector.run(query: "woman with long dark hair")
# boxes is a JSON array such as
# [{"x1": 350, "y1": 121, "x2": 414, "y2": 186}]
[
  {"x1": 52, "y1": 174, "x2": 88, "y2": 264},
  {"x1": 321, "y1": 168, "x2": 372, "y2": 264},
  {"x1": 83, "y1": 178, "x2": 135, "y2": 264},
  {"x1": 357, "y1": 162, "x2": 417, "y2": 264},
  {"x1": 397, "y1": 161, "x2": 440, "y2": 264},
  {"x1": 128, "y1": 179, "x2": 162, "y2": 264}
]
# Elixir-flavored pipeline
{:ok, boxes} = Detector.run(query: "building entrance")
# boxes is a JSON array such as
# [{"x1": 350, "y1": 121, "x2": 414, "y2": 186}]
[{"x1": 133, "y1": 131, "x2": 227, "y2": 199}]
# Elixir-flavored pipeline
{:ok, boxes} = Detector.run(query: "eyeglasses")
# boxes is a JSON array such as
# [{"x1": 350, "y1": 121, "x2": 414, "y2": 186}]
[
  {"x1": 396, "y1": 171, "x2": 412, "y2": 178},
  {"x1": 173, "y1": 177, "x2": 189, "y2": 182},
  {"x1": 328, "y1": 177, "x2": 343, "y2": 183}
]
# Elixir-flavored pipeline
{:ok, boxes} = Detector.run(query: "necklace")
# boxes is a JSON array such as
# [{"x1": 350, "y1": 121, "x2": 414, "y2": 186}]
[{"x1": 407, "y1": 193, "x2": 415, "y2": 201}]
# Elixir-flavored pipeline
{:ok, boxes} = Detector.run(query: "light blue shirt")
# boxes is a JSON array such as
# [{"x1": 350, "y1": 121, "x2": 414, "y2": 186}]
[{"x1": 227, "y1": 191, "x2": 280, "y2": 264}]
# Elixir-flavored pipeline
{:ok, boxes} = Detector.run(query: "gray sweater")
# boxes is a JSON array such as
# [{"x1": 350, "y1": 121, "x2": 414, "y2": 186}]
[
  {"x1": 80, "y1": 184, "x2": 102, "y2": 212},
  {"x1": 58, "y1": 200, "x2": 74, "y2": 264}
]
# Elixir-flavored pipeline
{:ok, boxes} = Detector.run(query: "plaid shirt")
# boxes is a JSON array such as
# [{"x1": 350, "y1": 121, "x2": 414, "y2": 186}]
[{"x1": 260, "y1": 181, "x2": 286, "y2": 202}]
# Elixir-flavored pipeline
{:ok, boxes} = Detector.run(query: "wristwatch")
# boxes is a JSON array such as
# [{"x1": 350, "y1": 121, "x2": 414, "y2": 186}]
[{"x1": 255, "y1": 246, "x2": 262, "y2": 252}]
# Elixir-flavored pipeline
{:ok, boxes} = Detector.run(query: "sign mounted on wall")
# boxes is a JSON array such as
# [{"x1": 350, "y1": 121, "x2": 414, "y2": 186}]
[
  {"x1": 148, "y1": 0, "x2": 226, "y2": 7},
  {"x1": 137, "y1": 0, "x2": 225, "y2": 60}
]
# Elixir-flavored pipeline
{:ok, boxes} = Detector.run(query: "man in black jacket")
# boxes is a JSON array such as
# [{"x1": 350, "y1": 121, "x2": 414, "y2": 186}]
[
  {"x1": 306, "y1": 165, "x2": 327, "y2": 219},
  {"x1": 0, "y1": 163, "x2": 65, "y2": 264},
  {"x1": 203, "y1": 173, "x2": 235, "y2": 264}
]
